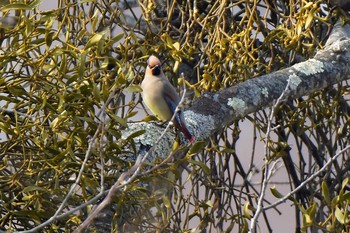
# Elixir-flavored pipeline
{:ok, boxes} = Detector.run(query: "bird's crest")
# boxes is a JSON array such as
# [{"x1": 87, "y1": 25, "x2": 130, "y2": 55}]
[
  {"x1": 147, "y1": 55, "x2": 162, "y2": 76},
  {"x1": 147, "y1": 55, "x2": 162, "y2": 68}
]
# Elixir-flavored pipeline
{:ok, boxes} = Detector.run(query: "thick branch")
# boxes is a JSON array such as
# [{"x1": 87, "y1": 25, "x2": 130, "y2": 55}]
[
  {"x1": 187, "y1": 22, "x2": 350, "y2": 141},
  {"x1": 110, "y1": 22, "x2": 350, "y2": 232},
  {"x1": 124, "y1": 23, "x2": 350, "y2": 153}
]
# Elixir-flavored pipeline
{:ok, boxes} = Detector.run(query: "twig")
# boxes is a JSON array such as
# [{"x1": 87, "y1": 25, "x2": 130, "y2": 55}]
[
  {"x1": 249, "y1": 78, "x2": 291, "y2": 233},
  {"x1": 262, "y1": 144, "x2": 350, "y2": 211},
  {"x1": 19, "y1": 127, "x2": 101, "y2": 233},
  {"x1": 73, "y1": 73, "x2": 190, "y2": 232},
  {"x1": 0, "y1": 107, "x2": 37, "y2": 122},
  {"x1": 18, "y1": 89, "x2": 118, "y2": 233}
]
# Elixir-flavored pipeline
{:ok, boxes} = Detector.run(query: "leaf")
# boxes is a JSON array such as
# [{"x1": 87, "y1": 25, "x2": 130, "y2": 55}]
[
  {"x1": 342, "y1": 177, "x2": 349, "y2": 190},
  {"x1": 242, "y1": 219, "x2": 248, "y2": 233},
  {"x1": 342, "y1": 192, "x2": 350, "y2": 202},
  {"x1": 58, "y1": 53, "x2": 67, "y2": 75},
  {"x1": 92, "y1": 81, "x2": 101, "y2": 102},
  {"x1": 110, "y1": 115, "x2": 127, "y2": 128},
  {"x1": 307, "y1": 202, "x2": 317, "y2": 220},
  {"x1": 78, "y1": 50, "x2": 88, "y2": 78},
  {"x1": 305, "y1": 11, "x2": 314, "y2": 29},
  {"x1": 162, "y1": 33, "x2": 173, "y2": 47},
  {"x1": 296, "y1": 23, "x2": 302, "y2": 36},
  {"x1": 45, "y1": 31, "x2": 55, "y2": 47},
  {"x1": 23, "y1": 186, "x2": 47, "y2": 193},
  {"x1": 270, "y1": 185, "x2": 283, "y2": 198},
  {"x1": 162, "y1": 194, "x2": 171, "y2": 209},
  {"x1": 173, "y1": 42, "x2": 180, "y2": 51},
  {"x1": 81, "y1": 175, "x2": 98, "y2": 192},
  {"x1": 304, "y1": 214, "x2": 312, "y2": 225},
  {"x1": 335, "y1": 206, "x2": 346, "y2": 224},
  {"x1": 85, "y1": 31, "x2": 107, "y2": 50},
  {"x1": 202, "y1": 73, "x2": 212, "y2": 81},
  {"x1": 188, "y1": 159, "x2": 210, "y2": 174},
  {"x1": 106, "y1": 33, "x2": 124, "y2": 47},
  {"x1": 142, "y1": 115, "x2": 159, "y2": 122},
  {"x1": 187, "y1": 141, "x2": 206, "y2": 156},
  {"x1": 126, "y1": 111, "x2": 138, "y2": 119},
  {"x1": 126, "y1": 129, "x2": 146, "y2": 140},
  {"x1": 0, "y1": 0, "x2": 42, "y2": 11},
  {"x1": 124, "y1": 85, "x2": 142, "y2": 93},
  {"x1": 0, "y1": 121, "x2": 15, "y2": 135},
  {"x1": 206, "y1": 200, "x2": 214, "y2": 207},
  {"x1": 243, "y1": 202, "x2": 253, "y2": 219},
  {"x1": 221, "y1": 148, "x2": 235, "y2": 153},
  {"x1": 7, "y1": 86, "x2": 27, "y2": 96},
  {"x1": 173, "y1": 60, "x2": 179, "y2": 73},
  {"x1": 322, "y1": 180, "x2": 330, "y2": 204},
  {"x1": 22, "y1": 194, "x2": 34, "y2": 201},
  {"x1": 1, "y1": 3, "x2": 34, "y2": 11}
]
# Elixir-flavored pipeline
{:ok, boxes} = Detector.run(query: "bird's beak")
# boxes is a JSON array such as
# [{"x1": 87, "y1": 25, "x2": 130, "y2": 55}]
[{"x1": 151, "y1": 65, "x2": 161, "y2": 76}]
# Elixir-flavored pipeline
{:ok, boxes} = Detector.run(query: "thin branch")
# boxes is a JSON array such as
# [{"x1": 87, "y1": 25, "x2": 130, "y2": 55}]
[
  {"x1": 0, "y1": 107, "x2": 37, "y2": 122},
  {"x1": 73, "y1": 73, "x2": 190, "y2": 232},
  {"x1": 19, "y1": 126, "x2": 101, "y2": 233},
  {"x1": 249, "y1": 77, "x2": 292, "y2": 233},
  {"x1": 18, "y1": 88, "x2": 119, "y2": 233},
  {"x1": 262, "y1": 144, "x2": 350, "y2": 212}
]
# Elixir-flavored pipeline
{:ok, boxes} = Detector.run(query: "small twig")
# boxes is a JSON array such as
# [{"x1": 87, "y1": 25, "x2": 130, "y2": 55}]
[
  {"x1": 19, "y1": 88, "x2": 119, "y2": 233},
  {"x1": 19, "y1": 127, "x2": 101, "y2": 233},
  {"x1": 0, "y1": 107, "x2": 37, "y2": 122},
  {"x1": 249, "y1": 78, "x2": 291, "y2": 233},
  {"x1": 262, "y1": 144, "x2": 350, "y2": 211},
  {"x1": 99, "y1": 102, "x2": 107, "y2": 192},
  {"x1": 73, "y1": 73, "x2": 190, "y2": 232}
]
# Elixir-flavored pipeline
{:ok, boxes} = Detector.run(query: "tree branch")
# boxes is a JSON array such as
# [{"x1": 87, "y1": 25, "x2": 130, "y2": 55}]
[
  {"x1": 186, "y1": 22, "x2": 350, "y2": 141},
  {"x1": 91, "y1": 22, "x2": 350, "y2": 232},
  {"x1": 127, "y1": 22, "x2": 350, "y2": 152}
]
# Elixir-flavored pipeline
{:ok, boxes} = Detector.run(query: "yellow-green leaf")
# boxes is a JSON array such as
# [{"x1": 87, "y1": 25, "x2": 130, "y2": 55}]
[
  {"x1": 126, "y1": 130, "x2": 146, "y2": 140},
  {"x1": 85, "y1": 31, "x2": 107, "y2": 50},
  {"x1": 173, "y1": 60, "x2": 180, "y2": 73},
  {"x1": 322, "y1": 180, "x2": 329, "y2": 204},
  {"x1": 270, "y1": 185, "x2": 283, "y2": 198},
  {"x1": 188, "y1": 159, "x2": 210, "y2": 174},
  {"x1": 305, "y1": 11, "x2": 314, "y2": 29},
  {"x1": 162, "y1": 194, "x2": 171, "y2": 209},
  {"x1": 304, "y1": 214, "x2": 312, "y2": 225},
  {"x1": 342, "y1": 178, "x2": 349, "y2": 190},
  {"x1": 187, "y1": 141, "x2": 206, "y2": 156},
  {"x1": 124, "y1": 85, "x2": 142, "y2": 93},
  {"x1": 110, "y1": 115, "x2": 127, "y2": 128},
  {"x1": 0, "y1": 0, "x2": 41, "y2": 11},
  {"x1": 106, "y1": 33, "x2": 124, "y2": 47},
  {"x1": 173, "y1": 42, "x2": 180, "y2": 51},
  {"x1": 335, "y1": 207, "x2": 346, "y2": 224},
  {"x1": 23, "y1": 186, "x2": 47, "y2": 193},
  {"x1": 243, "y1": 202, "x2": 252, "y2": 219}
]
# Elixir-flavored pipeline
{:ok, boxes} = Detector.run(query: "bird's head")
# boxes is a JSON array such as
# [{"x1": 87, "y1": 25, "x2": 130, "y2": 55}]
[{"x1": 147, "y1": 55, "x2": 162, "y2": 76}]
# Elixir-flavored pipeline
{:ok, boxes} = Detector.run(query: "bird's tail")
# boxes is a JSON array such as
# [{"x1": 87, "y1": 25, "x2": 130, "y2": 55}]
[
  {"x1": 175, "y1": 111, "x2": 195, "y2": 143},
  {"x1": 180, "y1": 125, "x2": 195, "y2": 143}
]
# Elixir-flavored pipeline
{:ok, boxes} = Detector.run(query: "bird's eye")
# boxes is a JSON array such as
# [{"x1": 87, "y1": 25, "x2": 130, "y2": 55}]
[{"x1": 152, "y1": 65, "x2": 161, "y2": 76}]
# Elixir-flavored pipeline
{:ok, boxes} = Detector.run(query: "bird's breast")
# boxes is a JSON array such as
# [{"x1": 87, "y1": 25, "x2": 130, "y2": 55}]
[{"x1": 141, "y1": 79, "x2": 172, "y2": 121}]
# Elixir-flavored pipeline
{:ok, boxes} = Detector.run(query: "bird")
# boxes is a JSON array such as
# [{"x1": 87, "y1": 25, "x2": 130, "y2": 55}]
[{"x1": 141, "y1": 55, "x2": 195, "y2": 143}]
